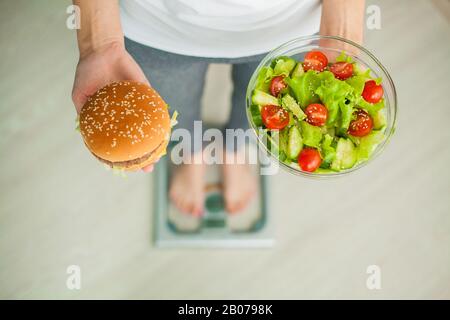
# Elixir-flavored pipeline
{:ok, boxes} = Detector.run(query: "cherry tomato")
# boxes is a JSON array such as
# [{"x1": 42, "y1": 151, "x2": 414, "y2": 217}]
[
  {"x1": 270, "y1": 76, "x2": 287, "y2": 97},
  {"x1": 303, "y1": 51, "x2": 328, "y2": 72},
  {"x1": 305, "y1": 103, "x2": 328, "y2": 126},
  {"x1": 298, "y1": 148, "x2": 322, "y2": 172},
  {"x1": 348, "y1": 109, "x2": 373, "y2": 137},
  {"x1": 362, "y1": 80, "x2": 383, "y2": 103},
  {"x1": 261, "y1": 105, "x2": 290, "y2": 130},
  {"x1": 330, "y1": 62, "x2": 353, "y2": 80}
]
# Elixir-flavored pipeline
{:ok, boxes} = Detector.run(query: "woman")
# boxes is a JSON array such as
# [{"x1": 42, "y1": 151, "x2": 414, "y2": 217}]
[{"x1": 72, "y1": 0, "x2": 365, "y2": 216}]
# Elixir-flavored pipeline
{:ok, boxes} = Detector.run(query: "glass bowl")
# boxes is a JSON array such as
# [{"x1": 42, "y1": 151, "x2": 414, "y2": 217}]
[{"x1": 245, "y1": 35, "x2": 397, "y2": 178}]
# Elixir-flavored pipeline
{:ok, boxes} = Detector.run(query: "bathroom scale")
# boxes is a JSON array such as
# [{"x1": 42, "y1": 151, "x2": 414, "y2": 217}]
[{"x1": 153, "y1": 144, "x2": 274, "y2": 248}]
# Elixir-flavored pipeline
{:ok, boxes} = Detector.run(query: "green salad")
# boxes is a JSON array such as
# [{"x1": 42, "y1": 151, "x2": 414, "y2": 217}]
[{"x1": 250, "y1": 50, "x2": 386, "y2": 173}]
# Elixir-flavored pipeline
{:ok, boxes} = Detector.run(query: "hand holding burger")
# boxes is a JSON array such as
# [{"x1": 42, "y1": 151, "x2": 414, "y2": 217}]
[{"x1": 71, "y1": 40, "x2": 166, "y2": 172}]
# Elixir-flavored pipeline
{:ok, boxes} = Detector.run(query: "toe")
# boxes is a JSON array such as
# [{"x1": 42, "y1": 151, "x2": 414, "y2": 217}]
[
  {"x1": 175, "y1": 196, "x2": 186, "y2": 213},
  {"x1": 234, "y1": 199, "x2": 245, "y2": 213},
  {"x1": 174, "y1": 198, "x2": 184, "y2": 213},
  {"x1": 187, "y1": 203, "x2": 196, "y2": 216},
  {"x1": 226, "y1": 198, "x2": 237, "y2": 214},
  {"x1": 181, "y1": 199, "x2": 192, "y2": 215},
  {"x1": 193, "y1": 199, "x2": 203, "y2": 216},
  {"x1": 223, "y1": 193, "x2": 232, "y2": 213},
  {"x1": 193, "y1": 204, "x2": 202, "y2": 217},
  {"x1": 184, "y1": 197, "x2": 198, "y2": 216}
]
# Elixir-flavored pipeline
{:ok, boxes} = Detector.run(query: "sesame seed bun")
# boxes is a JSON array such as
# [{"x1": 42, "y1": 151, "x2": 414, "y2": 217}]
[{"x1": 79, "y1": 81, "x2": 170, "y2": 170}]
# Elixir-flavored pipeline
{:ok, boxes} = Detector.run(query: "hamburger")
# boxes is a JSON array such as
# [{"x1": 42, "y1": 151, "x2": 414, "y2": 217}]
[{"x1": 79, "y1": 81, "x2": 171, "y2": 171}]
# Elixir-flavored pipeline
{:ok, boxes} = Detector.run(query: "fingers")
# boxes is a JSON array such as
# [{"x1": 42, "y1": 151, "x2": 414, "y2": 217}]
[
  {"x1": 129, "y1": 71, "x2": 150, "y2": 87},
  {"x1": 71, "y1": 89, "x2": 87, "y2": 114},
  {"x1": 124, "y1": 53, "x2": 151, "y2": 86},
  {"x1": 141, "y1": 164, "x2": 154, "y2": 173},
  {"x1": 141, "y1": 154, "x2": 164, "y2": 173},
  {"x1": 137, "y1": 71, "x2": 151, "y2": 86}
]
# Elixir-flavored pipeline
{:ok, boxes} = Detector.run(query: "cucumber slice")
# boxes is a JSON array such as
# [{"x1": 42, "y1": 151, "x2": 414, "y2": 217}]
[
  {"x1": 287, "y1": 126, "x2": 303, "y2": 159},
  {"x1": 347, "y1": 135, "x2": 361, "y2": 146},
  {"x1": 331, "y1": 138, "x2": 357, "y2": 170},
  {"x1": 300, "y1": 121, "x2": 323, "y2": 148},
  {"x1": 356, "y1": 130, "x2": 384, "y2": 162},
  {"x1": 326, "y1": 126, "x2": 336, "y2": 137},
  {"x1": 249, "y1": 104, "x2": 263, "y2": 127},
  {"x1": 279, "y1": 127, "x2": 288, "y2": 156},
  {"x1": 281, "y1": 94, "x2": 306, "y2": 120},
  {"x1": 266, "y1": 130, "x2": 280, "y2": 155},
  {"x1": 291, "y1": 62, "x2": 304, "y2": 78},
  {"x1": 252, "y1": 90, "x2": 279, "y2": 106},
  {"x1": 315, "y1": 168, "x2": 335, "y2": 174},
  {"x1": 372, "y1": 110, "x2": 386, "y2": 130},
  {"x1": 268, "y1": 130, "x2": 290, "y2": 164}
]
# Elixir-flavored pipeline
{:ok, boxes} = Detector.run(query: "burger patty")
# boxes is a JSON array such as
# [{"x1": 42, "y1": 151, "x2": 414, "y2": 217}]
[{"x1": 92, "y1": 140, "x2": 165, "y2": 168}]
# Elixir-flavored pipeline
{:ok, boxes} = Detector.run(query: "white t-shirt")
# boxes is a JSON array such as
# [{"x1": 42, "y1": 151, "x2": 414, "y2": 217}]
[{"x1": 120, "y1": 0, "x2": 321, "y2": 58}]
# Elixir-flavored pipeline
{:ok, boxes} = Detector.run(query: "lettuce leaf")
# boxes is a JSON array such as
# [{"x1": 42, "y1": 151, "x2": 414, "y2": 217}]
[
  {"x1": 285, "y1": 70, "x2": 321, "y2": 107},
  {"x1": 112, "y1": 167, "x2": 127, "y2": 178},
  {"x1": 300, "y1": 121, "x2": 323, "y2": 148},
  {"x1": 314, "y1": 71, "x2": 354, "y2": 127},
  {"x1": 75, "y1": 115, "x2": 80, "y2": 132},
  {"x1": 320, "y1": 134, "x2": 336, "y2": 168},
  {"x1": 170, "y1": 110, "x2": 179, "y2": 128},
  {"x1": 357, "y1": 98, "x2": 385, "y2": 117},
  {"x1": 335, "y1": 51, "x2": 354, "y2": 63},
  {"x1": 272, "y1": 56, "x2": 296, "y2": 77},
  {"x1": 338, "y1": 99, "x2": 355, "y2": 134},
  {"x1": 345, "y1": 65, "x2": 385, "y2": 119},
  {"x1": 255, "y1": 66, "x2": 274, "y2": 92},
  {"x1": 346, "y1": 73, "x2": 368, "y2": 96}
]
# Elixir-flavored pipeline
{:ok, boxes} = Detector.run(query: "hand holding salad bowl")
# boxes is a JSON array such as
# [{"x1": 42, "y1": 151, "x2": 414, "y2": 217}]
[{"x1": 246, "y1": 35, "x2": 397, "y2": 177}]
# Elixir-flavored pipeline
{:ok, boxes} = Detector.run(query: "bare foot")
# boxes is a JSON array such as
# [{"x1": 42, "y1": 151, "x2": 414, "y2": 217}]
[
  {"x1": 169, "y1": 153, "x2": 205, "y2": 216},
  {"x1": 222, "y1": 151, "x2": 257, "y2": 214}
]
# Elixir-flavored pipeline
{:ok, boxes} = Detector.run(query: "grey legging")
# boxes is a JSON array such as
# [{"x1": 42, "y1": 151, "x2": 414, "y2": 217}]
[{"x1": 125, "y1": 38, "x2": 266, "y2": 152}]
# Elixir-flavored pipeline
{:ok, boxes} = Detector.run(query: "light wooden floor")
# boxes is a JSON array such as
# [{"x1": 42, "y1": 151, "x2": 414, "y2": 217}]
[{"x1": 0, "y1": 0, "x2": 449, "y2": 299}]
